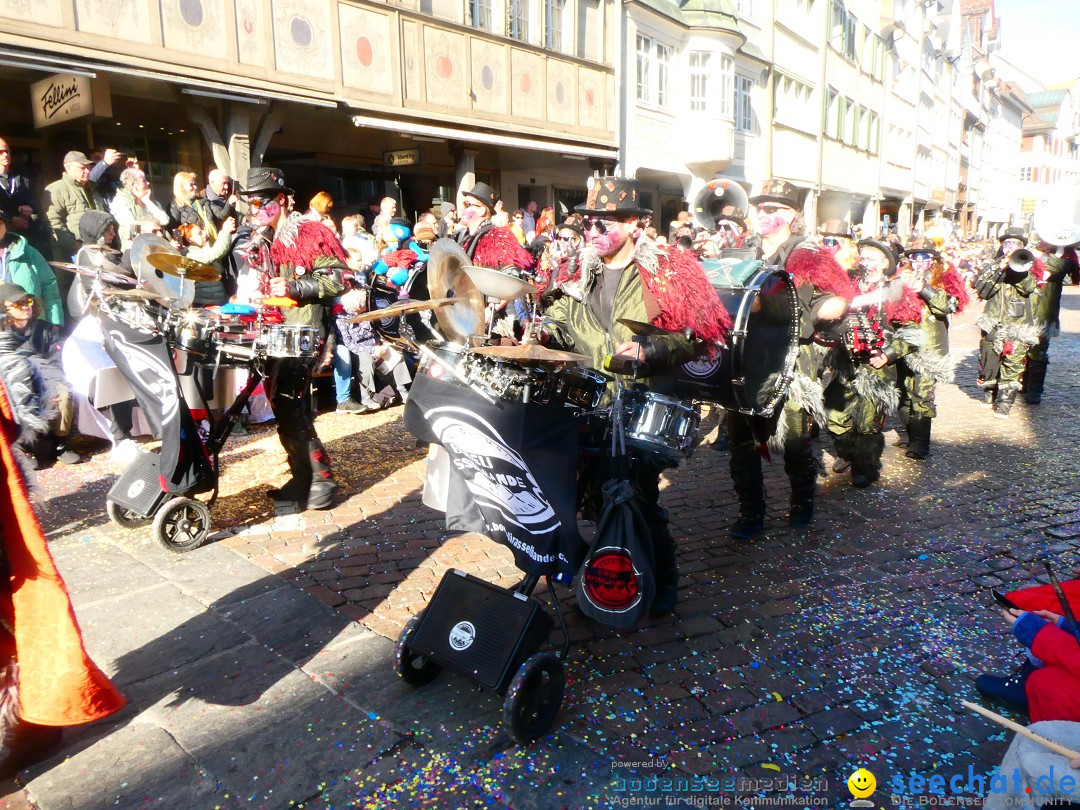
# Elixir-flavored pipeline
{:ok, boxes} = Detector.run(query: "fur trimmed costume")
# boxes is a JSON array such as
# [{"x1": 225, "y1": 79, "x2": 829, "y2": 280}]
[
  {"x1": 974, "y1": 259, "x2": 1040, "y2": 417},
  {"x1": 1024, "y1": 251, "x2": 1076, "y2": 403}
]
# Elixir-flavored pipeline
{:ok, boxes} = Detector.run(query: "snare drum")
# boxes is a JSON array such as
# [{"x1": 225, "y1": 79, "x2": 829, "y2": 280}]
[
  {"x1": 620, "y1": 390, "x2": 700, "y2": 465},
  {"x1": 467, "y1": 355, "x2": 536, "y2": 401},
  {"x1": 672, "y1": 265, "x2": 799, "y2": 417},
  {"x1": 534, "y1": 367, "x2": 609, "y2": 411},
  {"x1": 169, "y1": 309, "x2": 216, "y2": 356},
  {"x1": 417, "y1": 342, "x2": 471, "y2": 383},
  {"x1": 257, "y1": 324, "x2": 319, "y2": 359}
]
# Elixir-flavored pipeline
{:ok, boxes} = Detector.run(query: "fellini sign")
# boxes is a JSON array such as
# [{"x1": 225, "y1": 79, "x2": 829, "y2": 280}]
[{"x1": 30, "y1": 73, "x2": 112, "y2": 129}]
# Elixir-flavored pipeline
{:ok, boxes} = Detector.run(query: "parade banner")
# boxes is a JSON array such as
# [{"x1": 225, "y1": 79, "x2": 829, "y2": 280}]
[{"x1": 405, "y1": 373, "x2": 584, "y2": 575}]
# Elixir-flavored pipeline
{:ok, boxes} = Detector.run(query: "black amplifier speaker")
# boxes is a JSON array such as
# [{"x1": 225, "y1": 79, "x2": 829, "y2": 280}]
[
  {"x1": 107, "y1": 452, "x2": 168, "y2": 518},
  {"x1": 409, "y1": 569, "x2": 554, "y2": 693}
]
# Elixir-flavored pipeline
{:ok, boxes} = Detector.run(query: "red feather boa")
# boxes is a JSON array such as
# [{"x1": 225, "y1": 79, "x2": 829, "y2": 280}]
[
  {"x1": 642, "y1": 247, "x2": 732, "y2": 345},
  {"x1": 270, "y1": 220, "x2": 348, "y2": 269},
  {"x1": 883, "y1": 284, "x2": 924, "y2": 324},
  {"x1": 381, "y1": 248, "x2": 418, "y2": 269},
  {"x1": 1031, "y1": 257, "x2": 1047, "y2": 284},
  {"x1": 938, "y1": 265, "x2": 970, "y2": 313},
  {"x1": 472, "y1": 226, "x2": 534, "y2": 271},
  {"x1": 784, "y1": 246, "x2": 856, "y2": 300}
]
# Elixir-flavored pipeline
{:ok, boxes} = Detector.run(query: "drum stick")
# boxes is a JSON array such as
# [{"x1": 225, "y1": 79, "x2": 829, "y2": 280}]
[{"x1": 961, "y1": 701, "x2": 1080, "y2": 759}]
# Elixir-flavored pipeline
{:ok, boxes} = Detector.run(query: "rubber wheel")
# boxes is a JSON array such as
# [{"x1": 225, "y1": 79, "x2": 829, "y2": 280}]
[
  {"x1": 394, "y1": 615, "x2": 442, "y2": 687},
  {"x1": 152, "y1": 497, "x2": 212, "y2": 553},
  {"x1": 106, "y1": 499, "x2": 151, "y2": 529},
  {"x1": 503, "y1": 652, "x2": 565, "y2": 744}
]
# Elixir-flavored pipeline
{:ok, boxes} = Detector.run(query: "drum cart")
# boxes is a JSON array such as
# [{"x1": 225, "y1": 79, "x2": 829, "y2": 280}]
[
  {"x1": 395, "y1": 569, "x2": 572, "y2": 744},
  {"x1": 105, "y1": 352, "x2": 264, "y2": 553}
]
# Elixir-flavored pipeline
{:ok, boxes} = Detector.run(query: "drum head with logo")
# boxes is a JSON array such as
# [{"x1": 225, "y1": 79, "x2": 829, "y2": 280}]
[{"x1": 673, "y1": 267, "x2": 799, "y2": 415}]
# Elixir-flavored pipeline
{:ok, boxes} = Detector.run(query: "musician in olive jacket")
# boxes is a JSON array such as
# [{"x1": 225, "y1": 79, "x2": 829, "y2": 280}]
[
  {"x1": 974, "y1": 228, "x2": 1042, "y2": 419},
  {"x1": 544, "y1": 175, "x2": 730, "y2": 617},
  {"x1": 237, "y1": 167, "x2": 345, "y2": 510},
  {"x1": 1023, "y1": 247, "x2": 1075, "y2": 404}
]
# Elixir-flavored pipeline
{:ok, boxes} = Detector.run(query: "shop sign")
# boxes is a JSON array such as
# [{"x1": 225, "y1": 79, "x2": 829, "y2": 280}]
[
  {"x1": 384, "y1": 148, "x2": 420, "y2": 168},
  {"x1": 30, "y1": 73, "x2": 112, "y2": 129}
]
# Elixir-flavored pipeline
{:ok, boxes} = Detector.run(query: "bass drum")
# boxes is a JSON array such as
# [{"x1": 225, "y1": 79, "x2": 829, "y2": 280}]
[{"x1": 672, "y1": 266, "x2": 799, "y2": 417}]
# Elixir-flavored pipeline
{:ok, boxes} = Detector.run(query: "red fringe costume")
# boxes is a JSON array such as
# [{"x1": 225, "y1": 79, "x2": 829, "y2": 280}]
[
  {"x1": 0, "y1": 384, "x2": 125, "y2": 729},
  {"x1": 784, "y1": 246, "x2": 857, "y2": 302},
  {"x1": 882, "y1": 284, "x2": 925, "y2": 325},
  {"x1": 637, "y1": 245, "x2": 732, "y2": 345},
  {"x1": 270, "y1": 219, "x2": 349, "y2": 270},
  {"x1": 470, "y1": 226, "x2": 534, "y2": 272},
  {"x1": 938, "y1": 264, "x2": 970, "y2": 313}
]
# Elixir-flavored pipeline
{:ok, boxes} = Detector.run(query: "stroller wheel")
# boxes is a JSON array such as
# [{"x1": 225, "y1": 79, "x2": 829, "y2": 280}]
[
  {"x1": 106, "y1": 499, "x2": 151, "y2": 529},
  {"x1": 153, "y1": 497, "x2": 212, "y2": 553},
  {"x1": 503, "y1": 652, "x2": 564, "y2": 744},
  {"x1": 394, "y1": 615, "x2": 442, "y2": 687}
]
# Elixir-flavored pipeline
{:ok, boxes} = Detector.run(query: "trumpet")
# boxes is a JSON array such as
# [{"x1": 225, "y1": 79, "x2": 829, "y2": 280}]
[{"x1": 1007, "y1": 248, "x2": 1035, "y2": 275}]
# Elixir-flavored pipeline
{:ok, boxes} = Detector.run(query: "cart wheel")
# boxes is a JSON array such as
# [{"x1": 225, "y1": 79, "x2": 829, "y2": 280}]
[
  {"x1": 106, "y1": 499, "x2": 151, "y2": 529},
  {"x1": 153, "y1": 497, "x2": 212, "y2": 553},
  {"x1": 394, "y1": 615, "x2": 442, "y2": 687},
  {"x1": 503, "y1": 652, "x2": 565, "y2": 744}
]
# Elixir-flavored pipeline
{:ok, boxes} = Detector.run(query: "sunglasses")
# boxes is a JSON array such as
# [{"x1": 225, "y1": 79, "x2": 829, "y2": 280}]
[
  {"x1": 822, "y1": 237, "x2": 843, "y2": 248},
  {"x1": 583, "y1": 218, "x2": 624, "y2": 234},
  {"x1": 908, "y1": 252, "x2": 935, "y2": 262},
  {"x1": 247, "y1": 197, "x2": 275, "y2": 211},
  {"x1": 756, "y1": 204, "x2": 793, "y2": 215},
  {"x1": 6, "y1": 298, "x2": 33, "y2": 309}
]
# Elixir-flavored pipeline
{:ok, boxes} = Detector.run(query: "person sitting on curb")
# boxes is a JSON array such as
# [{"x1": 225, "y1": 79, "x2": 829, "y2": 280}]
[{"x1": 976, "y1": 606, "x2": 1080, "y2": 722}]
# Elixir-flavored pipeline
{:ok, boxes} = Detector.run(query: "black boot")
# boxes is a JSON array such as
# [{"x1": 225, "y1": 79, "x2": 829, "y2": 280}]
[
  {"x1": 905, "y1": 416, "x2": 931, "y2": 460},
  {"x1": 894, "y1": 406, "x2": 910, "y2": 447},
  {"x1": 784, "y1": 429, "x2": 815, "y2": 527},
  {"x1": 832, "y1": 432, "x2": 855, "y2": 474},
  {"x1": 850, "y1": 432, "x2": 884, "y2": 487},
  {"x1": 729, "y1": 422, "x2": 766, "y2": 539},
  {"x1": 994, "y1": 387, "x2": 1018, "y2": 419},
  {"x1": 305, "y1": 438, "x2": 339, "y2": 510},
  {"x1": 649, "y1": 520, "x2": 679, "y2": 617},
  {"x1": 1024, "y1": 357, "x2": 1048, "y2": 404},
  {"x1": 268, "y1": 436, "x2": 338, "y2": 510}
]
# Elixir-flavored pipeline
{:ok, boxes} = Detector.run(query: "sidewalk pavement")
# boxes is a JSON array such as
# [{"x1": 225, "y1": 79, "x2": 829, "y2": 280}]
[{"x1": 5, "y1": 289, "x2": 1080, "y2": 808}]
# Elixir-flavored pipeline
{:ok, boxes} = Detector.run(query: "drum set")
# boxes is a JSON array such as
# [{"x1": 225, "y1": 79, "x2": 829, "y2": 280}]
[{"x1": 55, "y1": 236, "x2": 322, "y2": 552}]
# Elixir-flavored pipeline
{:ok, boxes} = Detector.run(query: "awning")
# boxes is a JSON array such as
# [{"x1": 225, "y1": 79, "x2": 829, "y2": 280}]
[
  {"x1": 0, "y1": 46, "x2": 338, "y2": 109},
  {"x1": 351, "y1": 113, "x2": 618, "y2": 161}
]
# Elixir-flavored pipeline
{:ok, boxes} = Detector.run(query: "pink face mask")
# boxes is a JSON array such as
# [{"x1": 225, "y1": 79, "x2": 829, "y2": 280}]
[
  {"x1": 460, "y1": 206, "x2": 484, "y2": 226},
  {"x1": 757, "y1": 213, "x2": 790, "y2": 236},
  {"x1": 586, "y1": 227, "x2": 625, "y2": 258},
  {"x1": 252, "y1": 201, "x2": 280, "y2": 226}
]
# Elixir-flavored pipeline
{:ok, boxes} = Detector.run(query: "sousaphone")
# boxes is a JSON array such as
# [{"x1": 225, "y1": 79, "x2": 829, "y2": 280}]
[{"x1": 425, "y1": 238, "x2": 486, "y2": 341}]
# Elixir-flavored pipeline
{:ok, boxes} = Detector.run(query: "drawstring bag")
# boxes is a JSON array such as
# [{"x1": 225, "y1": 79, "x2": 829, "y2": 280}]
[{"x1": 574, "y1": 478, "x2": 655, "y2": 629}]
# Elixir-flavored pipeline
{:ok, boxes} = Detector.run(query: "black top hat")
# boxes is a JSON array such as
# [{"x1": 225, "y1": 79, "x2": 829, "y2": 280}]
[
  {"x1": 819, "y1": 220, "x2": 854, "y2": 239},
  {"x1": 462, "y1": 182, "x2": 499, "y2": 214},
  {"x1": 575, "y1": 175, "x2": 652, "y2": 217},
  {"x1": 749, "y1": 179, "x2": 800, "y2": 209},
  {"x1": 999, "y1": 226, "x2": 1027, "y2": 242},
  {"x1": 239, "y1": 167, "x2": 294, "y2": 197},
  {"x1": 858, "y1": 239, "x2": 898, "y2": 276}
]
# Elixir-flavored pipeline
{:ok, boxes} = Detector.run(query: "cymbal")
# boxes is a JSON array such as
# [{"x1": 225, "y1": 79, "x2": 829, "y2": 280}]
[
  {"x1": 104, "y1": 287, "x2": 162, "y2": 301},
  {"x1": 426, "y1": 239, "x2": 485, "y2": 341},
  {"x1": 49, "y1": 261, "x2": 135, "y2": 286},
  {"x1": 461, "y1": 265, "x2": 538, "y2": 300},
  {"x1": 131, "y1": 234, "x2": 193, "y2": 307},
  {"x1": 346, "y1": 297, "x2": 456, "y2": 323},
  {"x1": 144, "y1": 252, "x2": 221, "y2": 283},
  {"x1": 616, "y1": 318, "x2": 672, "y2": 337},
  {"x1": 470, "y1": 343, "x2": 590, "y2": 365}
]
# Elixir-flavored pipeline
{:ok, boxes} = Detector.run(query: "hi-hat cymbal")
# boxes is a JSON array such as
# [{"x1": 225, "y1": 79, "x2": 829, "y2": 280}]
[
  {"x1": 49, "y1": 261, "x2": 135, "y2": 286},
  {"x1": 426, "y1": 239, "x2": 485, "y2": 341},
  {"x1": 346, "y1": 297, "x2": 456, "y2": 323},
  {"x1": 616, "y1": 318, "x2": 673, "y2": 337},
  {"x1": 144, "y1": 252, "x2": 221, "y2": 283},
  {"x1": 131, "y1": 233, "x2": 193, "y2": 307},
  {"x1": 104, "y1": 287, "x2": 162, "y2": 301},
  {"x1": 461, "y1": 265, "x2": 538, "y2": 300},
  {"x1": 469, "y1": 343, "x2": 590, "y2": 365}
]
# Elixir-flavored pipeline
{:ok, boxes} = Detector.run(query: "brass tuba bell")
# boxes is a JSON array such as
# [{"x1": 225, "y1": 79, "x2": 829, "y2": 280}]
[{"x1": 690, "y1": 177, "x2": 749, "y2": 232}]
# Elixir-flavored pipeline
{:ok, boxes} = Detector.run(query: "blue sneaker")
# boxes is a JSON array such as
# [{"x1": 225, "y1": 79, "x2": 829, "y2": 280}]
[{"x1": 975, "y1": 661, "x2": 1034, "y2": 708}]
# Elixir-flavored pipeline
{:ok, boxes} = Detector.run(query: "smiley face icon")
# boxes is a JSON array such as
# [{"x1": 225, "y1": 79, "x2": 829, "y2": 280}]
[{"x1": 848, "y1": 768, "x2": 877, "y2": 799}]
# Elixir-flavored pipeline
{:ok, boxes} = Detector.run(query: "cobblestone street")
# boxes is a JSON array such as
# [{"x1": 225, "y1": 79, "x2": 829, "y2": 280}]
[{"x1": 6, "y1": 289, "x2": 1080, "y2": 809}]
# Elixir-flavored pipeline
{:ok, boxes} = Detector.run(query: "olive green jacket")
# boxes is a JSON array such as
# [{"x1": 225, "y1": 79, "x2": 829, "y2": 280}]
[{"x1": 43, "y1": 176, "x2": 106, "y2": 258}]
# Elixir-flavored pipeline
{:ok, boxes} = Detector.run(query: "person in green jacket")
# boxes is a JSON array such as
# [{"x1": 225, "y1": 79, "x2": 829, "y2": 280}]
[
  {"x1": 43, "y1": 151, "x2": 106, "y2": 260},
  {"x1": 0, "y1": 213, "x2": 63, "y2": 329},
  {"x1": 1023, "y1": 245, "x2": 1076, "y2": 404},
  {"x1": 974, "y1": 228, "x2": 1041, "y2": 419}
]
